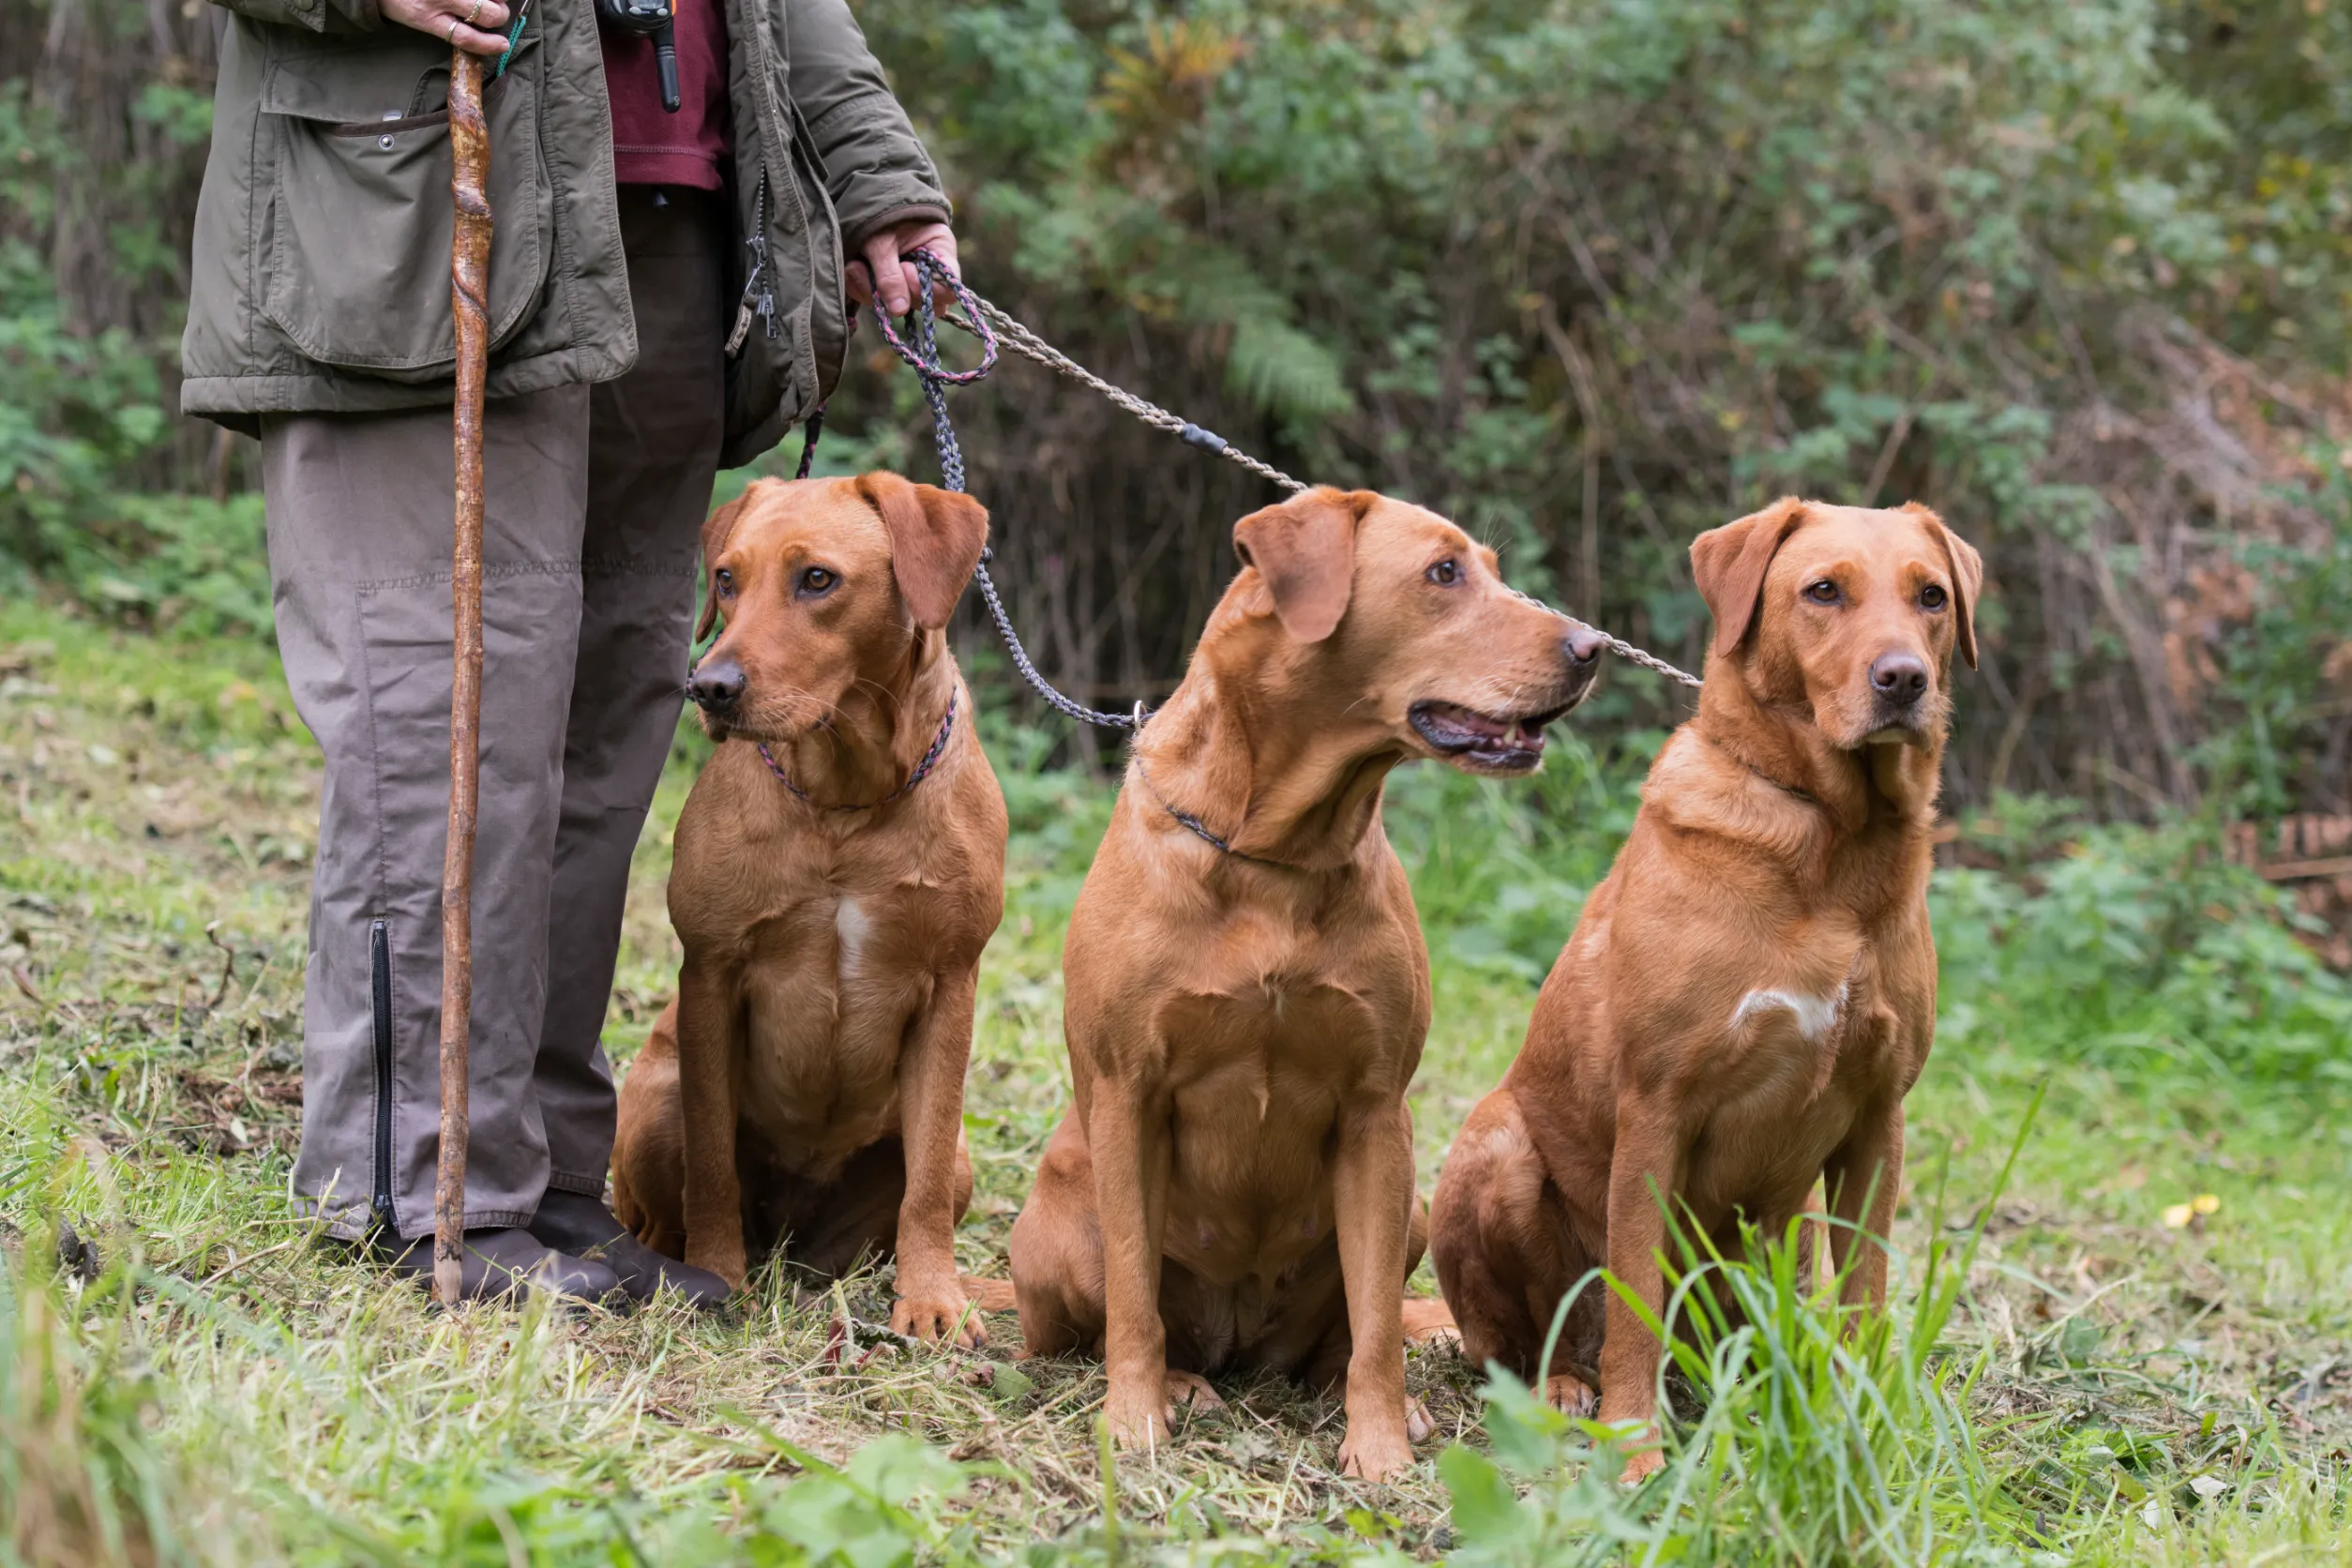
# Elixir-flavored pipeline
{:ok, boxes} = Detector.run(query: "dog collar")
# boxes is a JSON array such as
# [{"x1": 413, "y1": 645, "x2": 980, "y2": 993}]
[
  {"x1": 757, "y1": 687, "x2": 957, "y2": 812},
  {"x1": 1129, "y1": 747, "x2": 1292, "y2": 869},
  {"x1": 1733, "y1": 752, "x2": 1820, "y2": 808}
]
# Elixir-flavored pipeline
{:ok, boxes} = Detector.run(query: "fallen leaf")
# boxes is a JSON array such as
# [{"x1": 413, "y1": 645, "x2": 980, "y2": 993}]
[{"x1": 984, "y1": 1360, "x2": 1033, "y2": 1401}]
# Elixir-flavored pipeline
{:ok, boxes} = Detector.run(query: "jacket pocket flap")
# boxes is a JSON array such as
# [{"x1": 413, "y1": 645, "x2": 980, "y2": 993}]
[{"x1": 262, "y1": 35, "x2": 535, "y2": 125}]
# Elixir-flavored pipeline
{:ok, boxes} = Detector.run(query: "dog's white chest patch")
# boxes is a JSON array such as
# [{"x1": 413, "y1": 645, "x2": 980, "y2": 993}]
[
  {"x1": 834, "y1": 897, "x2": 872, "y2": 976},
  {"x1": 1729, "y1": 982, "x2": 1848, "y2": 1044}
]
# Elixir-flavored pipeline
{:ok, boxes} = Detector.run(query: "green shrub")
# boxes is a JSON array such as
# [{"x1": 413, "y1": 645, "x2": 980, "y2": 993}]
[
  {"x1": 28, "y1": 494, "x2": 273, "y2": 641},
  {"x1": 1934, "y1": 810, "x2": 2352, "y2": 1086},
  {"x1": 853, "y1": 0, "x2": 2352, "y2": 812},
  {"x1": 2192, "y1": 468, "x2": 2352, "y2": 822},
  {"x1": 0, "y1": 48, "x2": 219, "y2": 625},
  {"x1": 305, "y1": 1431, "x2": 982, "y2": 1567},
  {"x1": 1381, "y1": 738, "x2": 1651, "y2": 986}
]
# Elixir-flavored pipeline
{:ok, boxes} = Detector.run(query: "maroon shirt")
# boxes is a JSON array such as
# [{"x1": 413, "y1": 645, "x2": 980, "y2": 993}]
[{"x1": 601, "y1": 0, "x2": 730, "y2": 189}]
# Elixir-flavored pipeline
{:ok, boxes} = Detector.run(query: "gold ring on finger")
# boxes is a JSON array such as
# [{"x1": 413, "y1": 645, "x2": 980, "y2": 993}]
[
  {"x1": 464, "y1": 0, "x2": 485, "y2": 23},
  {"x1": 447, "y1": 15, "x2": 461, "y2": 40}
]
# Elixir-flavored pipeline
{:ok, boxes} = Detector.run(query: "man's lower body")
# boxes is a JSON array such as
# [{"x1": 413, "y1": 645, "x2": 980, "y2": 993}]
[{"x1": 266, "y1": 188, "x2": 733, "y2": 1304}]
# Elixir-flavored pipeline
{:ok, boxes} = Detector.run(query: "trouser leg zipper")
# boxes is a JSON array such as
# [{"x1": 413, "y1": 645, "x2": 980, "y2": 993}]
[{"x1": 369, "y1": 919, "x2": 398, "y2": 1241}]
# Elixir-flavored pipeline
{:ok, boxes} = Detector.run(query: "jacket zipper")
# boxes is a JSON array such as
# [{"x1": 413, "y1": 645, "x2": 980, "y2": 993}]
[{"x1": 369, "y1": 919, "x2": 398, "y2": 1240}]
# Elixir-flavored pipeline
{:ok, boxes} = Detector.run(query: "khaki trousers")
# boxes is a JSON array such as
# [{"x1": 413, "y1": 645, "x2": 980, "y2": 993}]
[{"x1": 269, "y1": 188, "x2": 725, "y2": 1240}]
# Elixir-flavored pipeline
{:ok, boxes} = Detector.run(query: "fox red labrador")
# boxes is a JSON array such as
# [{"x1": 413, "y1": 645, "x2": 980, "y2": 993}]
[
  {"x1": 1008, "y1": 487, "x2": 1604, "y2": 1480},
  {"x1": 1430, "y1": 499, "x2": 1982, "y2": 1481},
  {"x1": 612, "y1": 474, "x2": 1009, "y2": 1344}
]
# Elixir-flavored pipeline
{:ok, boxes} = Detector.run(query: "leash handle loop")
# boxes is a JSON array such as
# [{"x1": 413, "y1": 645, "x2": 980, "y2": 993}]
[{"x1": 872, "y1": 250, "x2": 999, "y2": 386}]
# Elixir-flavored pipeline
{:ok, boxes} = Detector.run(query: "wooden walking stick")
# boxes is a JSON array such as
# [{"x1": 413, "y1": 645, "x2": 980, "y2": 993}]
[{"x1": 435, "y1": 48, "x2": 493, "y2": 1307}]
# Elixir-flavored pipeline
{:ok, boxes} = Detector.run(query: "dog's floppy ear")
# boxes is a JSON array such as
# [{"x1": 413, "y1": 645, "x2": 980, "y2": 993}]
[
  {"x1": 859, "y1": 472, "x2": 990, "y2": 631},
  {"x1": 1690, "y1": 496, "x2": 1810, "y2": 659},
  {"x1": 1231, "y1": 487, "x2": 1375, "y2": 643},
  {"x1": 1904, "y1": 502, "x2": 1983, "y2": 669},
  {"x1": 694, "y1": 482, "x2": 762, "y2": 642}
]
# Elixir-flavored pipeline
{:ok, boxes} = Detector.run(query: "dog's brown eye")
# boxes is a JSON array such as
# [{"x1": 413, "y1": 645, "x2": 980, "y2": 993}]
[
  {"x1": 1426, "y1": 559, "x2": 1460, "y2": 586},
  {"x1": 714, "y1": 568, "x2": 734, "y2": 597},
  {"x1": 1919, "y1": 582, "x2": 1948, "y2": 611},
  {"x1": 799, "y1": 566, "x2": 837, "y2": 596},
  {"x1": 1804, "y1": 580, "x2": 1840, "y2": 605}
]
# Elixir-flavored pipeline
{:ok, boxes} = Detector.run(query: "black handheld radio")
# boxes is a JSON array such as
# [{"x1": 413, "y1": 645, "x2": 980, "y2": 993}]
[{"x1": 595, "y1": 0, "x2": 680, "y2": 113}]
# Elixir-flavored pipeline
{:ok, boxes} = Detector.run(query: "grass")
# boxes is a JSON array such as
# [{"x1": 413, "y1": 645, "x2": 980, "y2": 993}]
[{"x1": 1, "y1": 598, "x2": 2348, "y2": 1564}]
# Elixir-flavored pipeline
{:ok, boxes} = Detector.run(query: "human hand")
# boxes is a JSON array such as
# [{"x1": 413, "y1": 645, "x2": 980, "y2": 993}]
[
  {"x1": 382, "y1": 0, "x2": 513, "y2": 56},
  {"x1": 849, "y1": 221, "x2": 959, "y2": 319}
]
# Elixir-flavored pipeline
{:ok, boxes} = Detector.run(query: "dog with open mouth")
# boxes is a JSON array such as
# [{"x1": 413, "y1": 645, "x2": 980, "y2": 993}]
[
  {"x1": 1005, "y1": 486, "x2": 1602, "y2": 1482},
  {"x1": 1427, "y1": 498, "x2": 1982, "y2": 1483}
]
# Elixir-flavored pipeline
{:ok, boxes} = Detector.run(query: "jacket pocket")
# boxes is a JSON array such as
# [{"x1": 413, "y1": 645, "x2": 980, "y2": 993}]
[{"x1": 257, "y1": 40, "x2": 555, "y2": 383}]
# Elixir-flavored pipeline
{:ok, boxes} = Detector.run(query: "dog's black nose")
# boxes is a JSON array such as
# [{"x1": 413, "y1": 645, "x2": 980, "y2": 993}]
[
  {"x1": 689, "y1": 659, "x2": 746, "y2": 709},
  {"x1": 1870, "y1": 653, "x2": 1929, "y2": 706},
  {"x1": 1563, "y1": 626, "x2": 1606, "y2": 667}
]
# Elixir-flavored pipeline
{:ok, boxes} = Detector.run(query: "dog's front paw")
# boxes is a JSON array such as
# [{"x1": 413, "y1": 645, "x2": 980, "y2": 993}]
[
  {"x1": 1337, "y1": 1419, "x2": 1416, "y2": 1484},
  {"x1": 1545, "y1": 1373, "x2": 1598, "y2": 1417},
  {"x1": 891, "y1": 1286, "x2": 986, "y2": 1349},
  {"x1": 1617, "y1": 1445, "x2": 1666, "y2": 1485},
  {"x1": 1105, "y1": 1378, "x2": 1176, "y2": 1453},
  {"x1": 1162, "y1": 1369, "x2": 1223, "y2": 1421}
]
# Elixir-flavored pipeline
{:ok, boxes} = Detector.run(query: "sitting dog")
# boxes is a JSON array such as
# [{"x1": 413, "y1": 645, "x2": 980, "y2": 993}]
[
  {"x1": 1428, "y1": 499, "x2": 1982, "y2": 1480},
  {"x1": 611, "y1": 474, "x2": 1008, "y2": 1344},
  {"x1": 1007, "y1": 487, "x2": 1604, "y2": 1480}
]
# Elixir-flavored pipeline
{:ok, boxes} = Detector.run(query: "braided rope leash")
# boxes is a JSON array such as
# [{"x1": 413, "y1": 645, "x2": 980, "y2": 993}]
[
  {"x1": 871, "y1": 252, "x2": 1705, "y2": 713},
  {"x1": 948, "y1": 293, "x2": 1704, "y2": 694},
  {"x1": 954, "y1": 295, "x2": 1308, "y2": 497},
  {"x1": 875, "y1": 254, "x2": 1145, "y2": 729}
]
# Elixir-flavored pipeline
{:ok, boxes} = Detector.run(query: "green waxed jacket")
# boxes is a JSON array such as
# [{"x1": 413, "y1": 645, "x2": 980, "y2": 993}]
[{"x1": 182, "y1": 0, "x2": 948, "y2": 468}]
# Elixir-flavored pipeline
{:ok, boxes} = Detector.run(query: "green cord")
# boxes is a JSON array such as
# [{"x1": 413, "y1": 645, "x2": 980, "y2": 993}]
[{"x1": 492, "y1": 8, "x2": 526, "y2": 78}]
